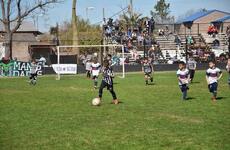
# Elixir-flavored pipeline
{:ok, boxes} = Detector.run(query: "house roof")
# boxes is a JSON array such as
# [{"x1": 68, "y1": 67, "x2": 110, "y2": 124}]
[
  {"x1": 177, "y1": 9, "x2": 230, "y2": 24},
  {"x1": 0, "y1": 21, "x2": 42, "y2": 34},
  {"x1": 212, "y1": 15, "x2": 230, "y2": 23}
]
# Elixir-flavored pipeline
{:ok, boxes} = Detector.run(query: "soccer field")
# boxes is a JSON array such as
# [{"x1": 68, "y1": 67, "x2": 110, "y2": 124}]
[{"x1": 0, "y1": 71, "x2": 229, "y2": 150}]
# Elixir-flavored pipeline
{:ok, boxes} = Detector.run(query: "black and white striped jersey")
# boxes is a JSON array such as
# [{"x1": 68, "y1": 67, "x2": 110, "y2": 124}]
[{"x1": 102, "y1": 67, "x2": 114, "y2": 85}]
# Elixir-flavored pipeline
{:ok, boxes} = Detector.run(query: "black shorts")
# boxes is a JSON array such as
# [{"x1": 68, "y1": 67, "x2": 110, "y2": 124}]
[
  {"x1": 29, "y1": 73, "x2": 37, "y2": 79},
  {"x1": 144, "y1": 72, "x2": 152, "y2": 76},
  {"x1": 92, "y1": 75, "x2": 98, "y2": 80},
  {"x1": 179, "y1": 84, "x2": 188, "y2": 92},
  {"x1": 208, "y1": 82, "x2": 218, "y2": 93}
]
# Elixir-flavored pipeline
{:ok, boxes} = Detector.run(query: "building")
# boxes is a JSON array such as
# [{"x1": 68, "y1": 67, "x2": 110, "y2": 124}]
[
  {"x1": 0, "y1": 21, "x2": 56, "y2": 62},
  {"x1": 176, "y1": 10, "x2": 230, "y2": 35}
]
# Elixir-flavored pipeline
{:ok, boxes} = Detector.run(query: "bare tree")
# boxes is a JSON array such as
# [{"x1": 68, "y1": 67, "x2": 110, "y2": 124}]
[{"x1": 0, "y1": 0, "x2": 61, "y2": 59}]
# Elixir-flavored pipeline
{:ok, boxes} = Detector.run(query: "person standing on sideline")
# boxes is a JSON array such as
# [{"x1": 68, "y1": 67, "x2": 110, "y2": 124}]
[
  {"x1": 187, "y1": 58, "x2": 197, "y2": 83},
  {"x1": 85, "y1": 59, "x2": 92, "y2": 78}
]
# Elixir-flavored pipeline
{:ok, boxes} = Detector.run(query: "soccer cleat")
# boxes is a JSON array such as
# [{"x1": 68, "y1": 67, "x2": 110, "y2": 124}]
[
  {"x1": 150, "y1": 77, "x2": 153, "y2": 82},
  {"x1": 112, "y1": 99, "x2": 119, "y2": 105},
  {"x1": 211, "y1": 97, "x2": 217, "y2": 102}
]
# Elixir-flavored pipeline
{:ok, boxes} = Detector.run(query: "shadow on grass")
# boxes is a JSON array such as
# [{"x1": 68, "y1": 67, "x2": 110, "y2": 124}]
[
  {"x1": 186, "y1": 97, "x2": 196, "y2": 100},
  {"x1": 216, "y1": 97, "x2": 226, "y2": 100},
  {"x1": 147, "y1": 83, "x2": 155, "y2": 86}
]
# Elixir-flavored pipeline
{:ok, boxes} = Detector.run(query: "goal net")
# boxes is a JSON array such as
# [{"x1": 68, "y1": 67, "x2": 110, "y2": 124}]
[{"x1": 55, "y1": 44, "x2": 125, "y2": 80}]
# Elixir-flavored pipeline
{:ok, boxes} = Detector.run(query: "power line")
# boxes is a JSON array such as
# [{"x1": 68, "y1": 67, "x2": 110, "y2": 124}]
[{"x1": 93, "y1": 6, "x2": 129, "y2": 25}]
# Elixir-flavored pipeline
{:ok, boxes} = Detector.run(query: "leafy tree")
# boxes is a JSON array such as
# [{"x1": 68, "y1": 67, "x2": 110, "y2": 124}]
[{"x1": 151, "y1": 0, "x2": 174, "y2": 23}]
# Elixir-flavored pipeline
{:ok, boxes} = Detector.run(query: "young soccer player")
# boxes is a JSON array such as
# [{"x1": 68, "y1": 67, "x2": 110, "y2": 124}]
[
  {"x1": 177, "y1": 61, "x2": 190, "y2": 100},
  {"x1": 98, "y1": 59, "x2": 119, "y2": 104},
  {"x1": 226, "y1": 58, "x2": 230, "y2": 87},
  {"x1": 91, "y1": 58, "x2": 101, "y2": 89},
  {"x1": 187, "y1": 57, "x2": 197, "y2": 83},
  {"x1": 85, "y1": 59, "x2": 92, "y2": 78},
  {"x1": 206, "y1": 61, "x2": 223, "y2": 101},
  {"x1": 142, "y1": 58, "x2": 153, "y2": 85},
  {"x1": 29, "y1": 59, "x2": 38, "y2": 85}
]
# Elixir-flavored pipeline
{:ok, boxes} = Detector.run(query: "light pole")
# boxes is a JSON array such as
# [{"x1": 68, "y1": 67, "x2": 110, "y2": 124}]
[
  {"x1": 32, "y1": 14, "x2": 44, "y2": 31},
  {"x1": 86, "y1": 7, "x2": 95, "y2": 34},
  {"x1": 86, "y1": 7, "x2": 95, "y2": 22}
]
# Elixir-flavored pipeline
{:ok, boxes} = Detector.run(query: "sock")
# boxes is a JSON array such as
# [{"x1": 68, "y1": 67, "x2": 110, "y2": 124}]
[
  {"x1": 182, "y1": 91, "x2": 187, "y2": 100},
  {"x1": 213, "y1": 92, "x2": 217, "y2": 98}
]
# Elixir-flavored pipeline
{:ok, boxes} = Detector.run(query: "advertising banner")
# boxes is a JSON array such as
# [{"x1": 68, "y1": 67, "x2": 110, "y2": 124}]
[{"x1": 52, "y1": 64, "x2": 77, "y2": 74}]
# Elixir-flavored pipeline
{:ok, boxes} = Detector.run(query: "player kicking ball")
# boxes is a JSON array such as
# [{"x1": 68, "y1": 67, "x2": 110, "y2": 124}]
[
  {"x1": 177, "y1": 61, "x2": 190, "y2": 100},
  {"x1": 91, "y1": 58, "x2": 101, "y2": 89},
  {"x1": 206, "y1": 61, "x2": 223, "y2": 101},
  {"x1": 98, "y1": 59, "x2": 119, "y2": 105},
  {"x1": 142, "y1": 58, "x2": 154, "y2": 85},
  {"x1": 29, "y1": 59, "x2": 38, "y2": 85}
]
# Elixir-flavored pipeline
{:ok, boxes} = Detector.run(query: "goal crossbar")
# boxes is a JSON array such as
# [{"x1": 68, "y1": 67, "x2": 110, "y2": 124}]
[{"x1": 56, "y1": 44, "x2": 125, "y2": 79}]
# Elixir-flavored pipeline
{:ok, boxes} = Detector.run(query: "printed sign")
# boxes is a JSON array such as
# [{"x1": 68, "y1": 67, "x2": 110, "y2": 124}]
[
  {"x1": 0, "y1": 60, "x2": 43, "y2": 77},
  {"x1": 52, "y1": 64, "x2": 77, "y2": 74}
]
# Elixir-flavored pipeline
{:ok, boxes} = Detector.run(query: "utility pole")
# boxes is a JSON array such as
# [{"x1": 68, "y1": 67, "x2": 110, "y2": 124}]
[
  {"x1": 102, "y1": 8, "x2": 106, "y2": 59},
  {"x1": 130, "y1": 0, "x2": 133, "y2": 30}
]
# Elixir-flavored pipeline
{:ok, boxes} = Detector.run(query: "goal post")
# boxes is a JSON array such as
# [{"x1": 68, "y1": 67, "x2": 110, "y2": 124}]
[{"x1": 56, "y1": 44, "x2": 125, "y2": 80}]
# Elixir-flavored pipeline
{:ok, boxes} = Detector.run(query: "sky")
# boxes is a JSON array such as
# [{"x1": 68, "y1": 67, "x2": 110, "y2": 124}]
[{"x1": 35, "y1": 0, "x2": 230, "y2": 32}]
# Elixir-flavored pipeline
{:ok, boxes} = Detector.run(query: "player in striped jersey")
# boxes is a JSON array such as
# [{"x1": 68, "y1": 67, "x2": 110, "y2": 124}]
[
  {"x1": 142, "y1": 58, "x2": 153, "y2": 85},
  {"x1": 29, "y1": 59, "x2": 38, "y2": 85},
  {"x1": 206, "y1": 61, "x2": 223, "y2": 101},
  {"x1": 98, "y1": 60, "x2": 119, "y2": 104},
  {"x1": 91, "y1": 58, "x2": 101, "y2": 89}
]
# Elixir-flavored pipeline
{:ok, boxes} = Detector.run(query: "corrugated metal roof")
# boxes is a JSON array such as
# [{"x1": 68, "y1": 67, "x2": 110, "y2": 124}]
[
  {"x1": 177, "y1": 9, "x2": 230, "y2": 24},
  {"x1": 212, "y1": 15, "x2": 230, "y2": 23}
]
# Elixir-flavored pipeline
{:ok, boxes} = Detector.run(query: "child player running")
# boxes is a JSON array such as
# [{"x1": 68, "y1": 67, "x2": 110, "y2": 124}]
[
  {"x1": 29, "y1": 59, "x2": 38, "y2": 85},
  {"x1": 206, "y1": 61, "x2": 223, "y2": 101},
  {"x1": 98, "y1": 59, "x2": 119, "y2": 104},
  {"x1": 177, "y1": 61, "x2": 190, "y2": 100},
  {"x1": 142, "y1": 58, "x2": 154, "y2": 85},
  {"x1": 91, "y1": 58, "x2": 101, "y2": 89}
]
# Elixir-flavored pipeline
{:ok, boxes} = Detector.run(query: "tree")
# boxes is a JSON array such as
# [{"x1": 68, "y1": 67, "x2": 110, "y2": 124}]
[
  {"x1": 151, "y1": 0, "x2": 173, "y2": 23},
  {"x1": 0, "y1": 0, "x2": 61, "y2": 59},
  {"x1": 119, "y1": 12, "x2": 142, "y2": 31}
]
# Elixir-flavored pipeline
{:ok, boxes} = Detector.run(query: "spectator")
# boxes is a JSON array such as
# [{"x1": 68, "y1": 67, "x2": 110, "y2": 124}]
[
  {"x1": 39, "y1": 55, "x2": 46, "y2": 67},
  {"x1": 207, "y1": 24, "x2": 218, "y2": 37},
  {"x1": 175, "y1": 35, "x2": 181, "y2": 46},
  {"x1": 226, "y1": 25, "x2": 230, "y2": 37},
  {"x1": 213, "y1": 39, "x2": 220, "y2": 47}
]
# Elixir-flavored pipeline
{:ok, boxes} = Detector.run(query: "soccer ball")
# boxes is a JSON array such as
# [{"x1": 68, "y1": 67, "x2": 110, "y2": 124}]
[{"x1": 92, "y1": 98, "x2": 101, "y2": 106}]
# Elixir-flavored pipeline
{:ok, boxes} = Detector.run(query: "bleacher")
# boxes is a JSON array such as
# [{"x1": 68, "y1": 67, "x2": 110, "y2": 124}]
[{"x1": 201, "y1": 33, "x2": 228, "y2": 51}]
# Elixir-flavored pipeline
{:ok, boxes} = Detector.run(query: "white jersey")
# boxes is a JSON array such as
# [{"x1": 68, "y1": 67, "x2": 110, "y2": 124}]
[
  {"x1": 177, "y1": 68, "x2": 189, "y2": 85},
  {"x1": 187, "y1": 60, "x2": 197, "y2": 70},
  {"x1": 91, "y1": 63, "x2": 101, "y2": 76},
  {"x1": 85, "y1": 62, "x2": 92, "y2": 71},
  {"x1": 206, "y1": 67, "x2": 222, "y2": 84},
  {"x1": 30, "y1": 63, "x2": 37, "y2": 74}
]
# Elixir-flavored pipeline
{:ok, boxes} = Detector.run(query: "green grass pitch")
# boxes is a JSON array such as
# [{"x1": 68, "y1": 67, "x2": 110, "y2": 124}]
[{"x1": 0, "y1": 71, "x2": 229, "y2": 150}]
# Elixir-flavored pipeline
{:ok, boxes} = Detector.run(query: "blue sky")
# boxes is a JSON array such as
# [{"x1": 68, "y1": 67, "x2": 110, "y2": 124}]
[{"x1": 36, "y1": 0, "x2": 230, "y2": 32}]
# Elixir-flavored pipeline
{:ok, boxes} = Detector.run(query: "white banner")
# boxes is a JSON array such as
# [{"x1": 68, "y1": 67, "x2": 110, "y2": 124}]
[{"x1": 52, "y1": 64, "x2": 77, "y2": 74}]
